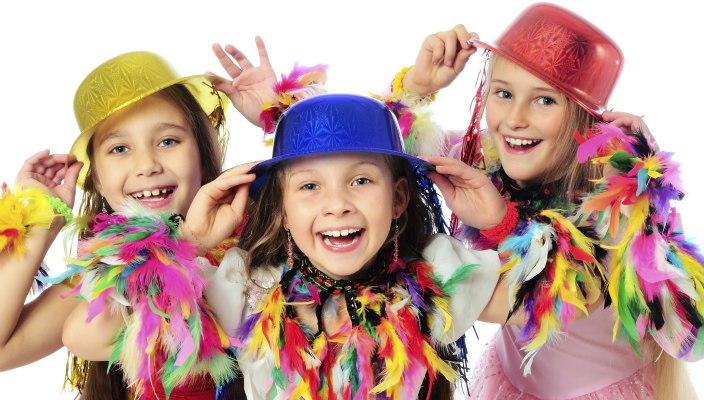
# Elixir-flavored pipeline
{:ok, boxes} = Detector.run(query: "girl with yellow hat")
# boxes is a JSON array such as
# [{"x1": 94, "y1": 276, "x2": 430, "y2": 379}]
[
  {"x1": 0, "y1": 38, "x2": 281, "y2": 399},
  {"x1": 376, "y1": 3, "x2": 702, "y2": 399}
]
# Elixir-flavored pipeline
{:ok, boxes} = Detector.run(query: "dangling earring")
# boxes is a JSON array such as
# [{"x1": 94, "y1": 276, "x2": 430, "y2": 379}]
[
  {"x1": 100, "y1": 197, "x2": 108, "y2": 214},
  {"x1": 286, "y1": 230, "x2": 293, "y2": 268},
  {"x1": 393, "y1": 219, "x2": 399, "y2": 264}
]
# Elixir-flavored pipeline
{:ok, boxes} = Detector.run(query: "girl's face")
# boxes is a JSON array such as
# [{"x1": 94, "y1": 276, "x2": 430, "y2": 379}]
[
  {"x1": 282, "y1": 152, "x2": 408, "y2": 280},
  {"x1": 486, "y1": 57, "x2": 567, "y2": 187},
  {"x1": 91, "y1": 93, "x2": 202, "y2": 215}
]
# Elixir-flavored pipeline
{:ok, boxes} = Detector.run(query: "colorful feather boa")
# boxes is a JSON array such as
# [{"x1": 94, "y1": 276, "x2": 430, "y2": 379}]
[
  {"x1": 237, "y1": 256, "x2": 472, "y2": 400},
  {"x1": 259, "y1": 63, "x2": 329, "y2": 136},
  {"x1": 577, "y1": 123, "x2": 704, "y2": 359},
  {"x1": 62, "y1": 207, "x2": 235, "y2": 399},
  {"x1": 0, "y1": 182, "x2": 57, "y2": 293}
]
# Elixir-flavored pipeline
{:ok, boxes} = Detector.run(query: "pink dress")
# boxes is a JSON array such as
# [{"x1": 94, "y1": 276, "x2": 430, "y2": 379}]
[{"x1": 468, "y1": 306, "x2": 655, "y2": 399}]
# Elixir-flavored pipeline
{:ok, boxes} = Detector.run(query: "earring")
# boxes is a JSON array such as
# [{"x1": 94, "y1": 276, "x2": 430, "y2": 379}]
[
  {"x1": 101, "y1": 197, "x2": 108, "y2": 214},
  {"x1": 393, "y1": 219, "x2": 399, "y2": 264},
  {"x1": 286, "y1": 230, "x2": 293, "y2": 268}
]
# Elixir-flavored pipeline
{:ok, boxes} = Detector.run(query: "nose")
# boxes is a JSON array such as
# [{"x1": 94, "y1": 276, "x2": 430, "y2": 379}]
[
  {"x1": 322, "y1": 185, "x2": 354, "y2": 216},
  {"x1": 133, "y1": 148, "x2": 163, "y2": 177},
  {"x1": 505, "y1": 101, "x2": 529, "y2": 130}
]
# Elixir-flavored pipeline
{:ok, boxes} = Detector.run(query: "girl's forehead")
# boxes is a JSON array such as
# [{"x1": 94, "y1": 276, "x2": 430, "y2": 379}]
[{"x1": 284, "y1": 152, "x2": 390, "y2": 174}]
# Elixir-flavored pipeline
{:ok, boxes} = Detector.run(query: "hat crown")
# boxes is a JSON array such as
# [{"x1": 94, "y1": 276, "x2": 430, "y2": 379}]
[
  {"x1": 73, "y1": 51, "x2": 180, "y2": 133},
  {"x1": 271, "y1": 93, "x2": 405, "y2": 159},
  {"x1": 489, "y1": 3, "x2": 623, "y2": 116}
]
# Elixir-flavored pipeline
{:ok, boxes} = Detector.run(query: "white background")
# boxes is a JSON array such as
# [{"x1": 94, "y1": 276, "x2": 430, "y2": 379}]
[{"x1": 0, "y1": 0, "x2": 702, "y2": 398}]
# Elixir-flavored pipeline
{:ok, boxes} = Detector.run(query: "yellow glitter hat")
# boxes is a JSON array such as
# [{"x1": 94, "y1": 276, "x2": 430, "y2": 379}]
[{"x1": 71, "y1": 51, "x2": 229, "y2": 188}]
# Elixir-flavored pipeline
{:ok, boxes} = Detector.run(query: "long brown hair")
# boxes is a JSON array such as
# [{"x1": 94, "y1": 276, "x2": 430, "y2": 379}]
[
  {"x1": 74, "y1": 84, "x2": 230, "y2": 399},
  {"x1": 239, "y1": 154, "x2": 452, "y2": 398}
]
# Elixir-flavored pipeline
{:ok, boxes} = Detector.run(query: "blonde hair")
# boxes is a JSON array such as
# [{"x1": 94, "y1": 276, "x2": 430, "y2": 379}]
[
  {"x1": 649, "y1": 340, "x2": 697, "y2": 399},
  {"x1": 486, "y1": 54, "x2": 602, "y2": 201},
  {"x1": 77, "y1": 84, "x2": 224, "y2": 227}
]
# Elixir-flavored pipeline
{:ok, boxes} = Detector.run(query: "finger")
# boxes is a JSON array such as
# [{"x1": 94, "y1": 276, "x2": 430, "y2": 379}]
[
  {"x1": 427, "y1": 35, "x2": 446, "y2": 66},
  {"x1": 63, "y1": 161, "x2": 83, "y2": 188},
  {"x1": 438, "y1": 31, "x2": 458, "y2": 67},
  {"x1": 212, "y1": 43, "x2": 242, "y2": 79},
  {"x1": 452, "y1": 25, "x2": 474, "y2": 49},
  {"x1": 254, "y1": 36, "x2": 272, "y2": 68},
  {"x1": 426, "y1": 171, "x2": 455, "y2": 198},
  {"x1": 204, "y1": 72, "x2": 235, "y2": 95},
  {"x1": 230, "y1": 182, "x2": 251, "y2": 215},
  {"x1": 224, "y1": 43, "x2": 254, "y2": 70}
]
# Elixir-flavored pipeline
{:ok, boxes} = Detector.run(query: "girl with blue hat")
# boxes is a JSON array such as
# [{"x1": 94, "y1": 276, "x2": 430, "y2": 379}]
[{"x1": 180, "y1": 92, "x2": 504, "y2": 399}]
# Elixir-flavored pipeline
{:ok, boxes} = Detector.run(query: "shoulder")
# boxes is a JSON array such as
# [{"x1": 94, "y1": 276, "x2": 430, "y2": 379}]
[{"x1": 422, "y1": 233, "x2": 500, "y2": 275}]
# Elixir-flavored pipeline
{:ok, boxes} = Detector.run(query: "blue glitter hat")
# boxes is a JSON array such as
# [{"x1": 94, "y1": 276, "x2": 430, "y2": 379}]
[{"x1": 249, "y1": 93, "x2": 434, "y2": 196}]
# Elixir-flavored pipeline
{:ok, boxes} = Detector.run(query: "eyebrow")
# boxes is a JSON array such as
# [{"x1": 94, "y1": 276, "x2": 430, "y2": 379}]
[
  {"x1": 97, "y1": 123, "x2": 188, "y2": 145},
  {"x1": 287, "y1": 159, "x2": 382, "y2": 178},
  {"x1": 491, "y1": 78, "x2": 559, "y2": 94}
]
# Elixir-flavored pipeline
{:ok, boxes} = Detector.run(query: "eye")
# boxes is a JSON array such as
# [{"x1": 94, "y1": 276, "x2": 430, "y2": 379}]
[
  {"x1": 537, "y1": 96, "x2": 556, "y2": 106},
  {"x1": 300, "y1": 183, "x2": 319, "y2": 191},
  {"x1": 109, "y1": 145, "x2": 128, "y2": 154},
  {"x1": 159, "y1": 138, "x2": 179, "y2": 147},
  {"x1": 496, "y1": 90, "x2": 512, "y2": 99},
  {"x1": 352, "y1": 177, "x2": 371, "y2": 186}
]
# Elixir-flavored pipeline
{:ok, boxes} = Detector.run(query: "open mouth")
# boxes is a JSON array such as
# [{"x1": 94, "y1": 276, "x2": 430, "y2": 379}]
[
  {"x1": 320, "y1": 228, "x2": 363, "y2": 247},
  {"x1": 129, "y1": 187, "x2": 175, "y2": 202},
  {"x1": 505, "y1": 137, "x2": 542, "y2": 150}
]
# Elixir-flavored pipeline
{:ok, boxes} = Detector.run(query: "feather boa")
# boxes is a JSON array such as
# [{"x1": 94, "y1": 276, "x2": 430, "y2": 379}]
[
  {"x1": 64, "y1": 207, "x2": 235, "y2": 399},
  {"x1": 497, "y1": 209, "x2": 606, "y2": 373},
  {"x1": 237, "y1": 257, "x2": 471, "y2": 400},
  {"x1": 577, "y1": 123, "x2": 704, "y2": 359},
  {"x1": 0, "y1": 182, "x2": 56, "y2": 293},
  {"x1": 259, "y1": 63, "x2": 329, "y2": 136}
]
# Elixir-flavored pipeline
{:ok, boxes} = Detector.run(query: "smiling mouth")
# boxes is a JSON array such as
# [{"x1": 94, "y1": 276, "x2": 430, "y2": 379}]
[
  {"x1": 320, "y1": 228, "x2": 362, "y2": 247},
  {"x1": 130, "y1": 187, "x2": 175, "y2": 201},
  {"x1": 505, "y1": 137, "x2": 542, "y2": 150}
]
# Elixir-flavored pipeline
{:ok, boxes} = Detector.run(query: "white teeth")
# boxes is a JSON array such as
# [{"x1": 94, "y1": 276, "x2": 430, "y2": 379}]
[
  {"x1": 505, "y1": 137, "x2": 540, "y2": 147},
  {"x1": 151, "y1": 189, "x2": 160, "y2": 196},
  {"x1": 322, "y1": 228, "x2": 360, "y2": 237}
]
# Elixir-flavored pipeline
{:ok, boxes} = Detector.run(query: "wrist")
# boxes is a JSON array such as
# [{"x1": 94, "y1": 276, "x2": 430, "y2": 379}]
[
  {"x1": 480, "y1": 200, "x2": 518, "y2": 242},
  {"x1": 392, "y1": 65, "x2": 437, "y2": 106},
  {"x1": 171, "y1": 214, "x2": 208, "y2": 256}
]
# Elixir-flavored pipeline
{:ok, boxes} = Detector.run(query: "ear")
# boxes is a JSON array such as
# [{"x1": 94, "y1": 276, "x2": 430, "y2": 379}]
[{"x1": 391, "y1": 177, "x2": 410, "y2": 219}]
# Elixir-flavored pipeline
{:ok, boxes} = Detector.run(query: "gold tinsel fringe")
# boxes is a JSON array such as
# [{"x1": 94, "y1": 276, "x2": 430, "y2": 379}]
[{"x1": 62, "y1": 350, "x2": 89, "y2": 394}]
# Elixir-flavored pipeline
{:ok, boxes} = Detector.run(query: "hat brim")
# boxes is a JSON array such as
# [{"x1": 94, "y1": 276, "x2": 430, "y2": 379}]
[
  {"x1": 470, "y1": 38, "x2": 605, "y2": 119},
  {"x1": 70, "y1": 74, "x2": 226, "y2": 188},
  {"x1": 247, "y1": 149, "x2": 435, "y2": 199}
]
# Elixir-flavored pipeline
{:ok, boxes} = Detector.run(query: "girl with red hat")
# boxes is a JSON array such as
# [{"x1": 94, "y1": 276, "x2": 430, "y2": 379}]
[{"x1": 377, "y1": 3, "x2": 703, "y2": 399}]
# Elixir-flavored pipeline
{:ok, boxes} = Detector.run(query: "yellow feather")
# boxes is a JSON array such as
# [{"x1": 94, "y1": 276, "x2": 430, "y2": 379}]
[
  {"x1": 421, "y1": 342, "x2": 458, "y2": 381},
  {"x1": 370, "y1": 319, "x2": 409, "y2": 395}
]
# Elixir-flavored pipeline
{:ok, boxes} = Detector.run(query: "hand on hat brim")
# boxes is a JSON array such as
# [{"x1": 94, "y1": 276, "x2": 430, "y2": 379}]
[
  {"x1": 601, "y1": 111, "x2": 659, "y2": 152},
  {"x1": 404, "y1": 25, "x2": 479, "y2": 97},
  {"x1": 183, "y1": 161, "x2": 259, "y2": 254},
  {"x1": 421, "y1": 156, "x2": 506, "y2": 230}
]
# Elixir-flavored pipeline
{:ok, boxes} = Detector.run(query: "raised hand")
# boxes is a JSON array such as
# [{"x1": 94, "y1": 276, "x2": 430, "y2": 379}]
[
  {"x1": 208, "y1": 36, "x2": 277, "y2": 128},
  {"x1": 15, "y1": 150, "x2": 83, "y2": 208},
  {"x1": 423, "y1": 156, "x2": 506, "y2": 230},
  {"x1": 402, "y1": 25, "x2": 479, "y2": 98},
  {"x1": 181, "y1": 161, "x2": 258, "y2": 253}
]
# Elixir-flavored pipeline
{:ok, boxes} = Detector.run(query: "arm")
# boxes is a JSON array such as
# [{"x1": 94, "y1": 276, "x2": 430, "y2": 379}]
[{"x1": 0, "y1": 150, "x2": 82, "y2": 370}]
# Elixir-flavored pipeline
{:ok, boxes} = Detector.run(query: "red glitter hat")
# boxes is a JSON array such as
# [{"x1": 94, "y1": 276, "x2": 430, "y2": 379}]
[{"x1": 471, "y1": 3, "x2": 623, "y2": 117}]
